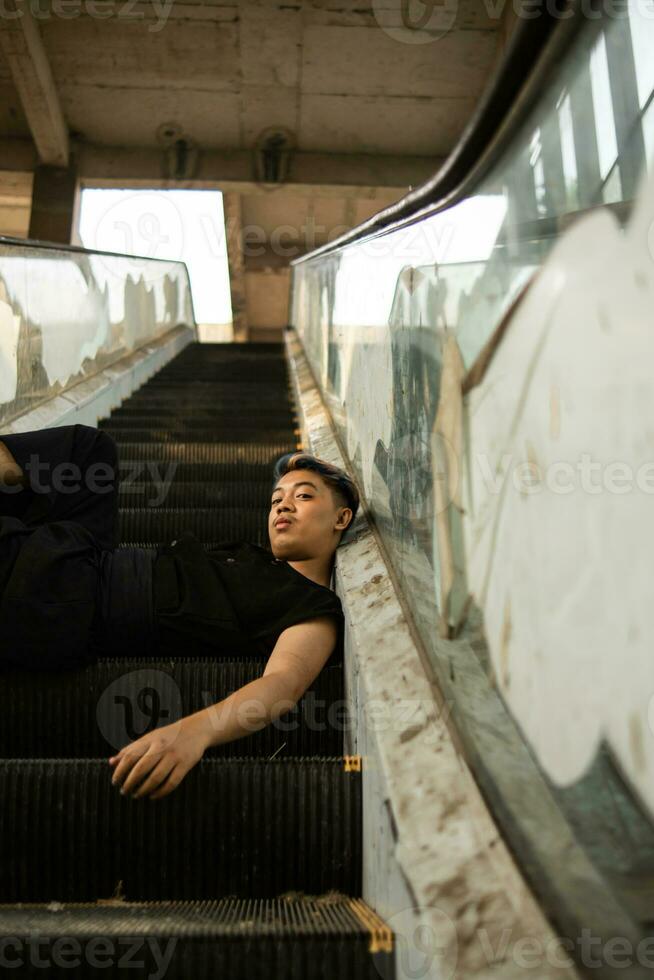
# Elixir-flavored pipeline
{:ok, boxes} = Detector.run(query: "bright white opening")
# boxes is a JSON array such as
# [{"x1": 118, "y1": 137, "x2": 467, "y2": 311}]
[{"x1": 78, "y1": 188, "x2": 233, "y2": 340}]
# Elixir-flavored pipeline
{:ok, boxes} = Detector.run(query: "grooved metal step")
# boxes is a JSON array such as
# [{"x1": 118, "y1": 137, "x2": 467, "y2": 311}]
[
  {"x1": 114, "y1": 443, "x2": 298, "y2": 464},
  {"x1": 103, "y1": 428, "x2": 298, "y2": 444},
  {"x1": 1, "y1": 339, "x2": 395, "y2": 977},
  {"x1": 116, "y1": 481, "x2": 274, "y2": 509},
  {"x1": 109, "y1": 400, "x2": 295, "y2": 422},
  {"x1": 118, "y1": 506, "x2": 270, "y2": 544},
  {"x1": 0, "y1": 757, "x2": 361, "y2": 902},
  {"x1": 116, "y1": 461, "x2": 280, "y2": 482},
  {"x1": 0, "y1": 896, "x2": 393, "y2": 980},
  {"x1": 0, "y1": 658, "x2": 344, "y2": 759}
]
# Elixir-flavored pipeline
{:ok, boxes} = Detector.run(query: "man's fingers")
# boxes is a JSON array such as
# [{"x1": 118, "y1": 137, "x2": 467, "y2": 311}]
[
  {"x1": 114, "y1": 747, "x2": 161, "y2": 794},
  {"x1": 131, "y1": 756, "x2": 176, "y2": 799},
  {"x1": 148, "y1": 764, "x2": 184, "y2": 799},
  {"x1": 110, "y1": 751, "x2": 139, "y2": 787}
]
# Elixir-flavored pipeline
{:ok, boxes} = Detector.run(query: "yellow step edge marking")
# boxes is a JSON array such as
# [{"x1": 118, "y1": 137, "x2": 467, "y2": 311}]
[
  {"x1": 348, "y1": 897, "x2": 394, "y2": 954},
  {"x1": 343, "y1": 755, "x2": 362, "y2": 772}
]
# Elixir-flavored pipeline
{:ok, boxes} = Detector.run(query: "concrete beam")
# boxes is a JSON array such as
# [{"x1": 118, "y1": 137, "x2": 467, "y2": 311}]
[
  {"x1": 0, "y1": 138, "x2": 438, "y2": 198},
  {"x1": 77, "y1": 142, "x2": 437, "y2": 195},
  {"x1": 0, "y1": 4, "x2": 68, "y2": 167}
]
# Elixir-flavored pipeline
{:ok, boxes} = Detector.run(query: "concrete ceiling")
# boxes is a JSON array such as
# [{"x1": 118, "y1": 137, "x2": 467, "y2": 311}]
[
  {"x1": 0, "y1": 0, "x2": 514, "y2": 338},
  {"x1": 0, "y1": 0, "x2": 509, "y2": 188}
]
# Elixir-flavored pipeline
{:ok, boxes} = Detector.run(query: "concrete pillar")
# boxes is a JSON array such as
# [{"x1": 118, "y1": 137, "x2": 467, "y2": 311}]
[
  {"x1": 222, "y1": 192, "x2": 248, "y2": 342},
  {"x1": 28, "y1": 161, "x2": 81, "y2": 245}
]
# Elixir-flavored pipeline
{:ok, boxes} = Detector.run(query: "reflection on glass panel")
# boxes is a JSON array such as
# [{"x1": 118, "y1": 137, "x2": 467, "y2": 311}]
[
  {"x1": 590, "y1": 32, "x2": 620, "y2": 187},
  {"x1": 0, "y1": 242, "x2": 195, "y2": 427},
  {"x1": 557, "y1": 92, "x2": 579, "y2": 211},
  {"x1": 291, "y1": 3, "x2": 654, "y2": 938},
  {"x1": 627, "y1": 0, "x2": 654, "y2": 172},
  {"x1": 643, "y1": 99, "x2": 654, "y2": 170},
  {"x1": 291, "y1": 2, "x2": 653, "y2": 668}
]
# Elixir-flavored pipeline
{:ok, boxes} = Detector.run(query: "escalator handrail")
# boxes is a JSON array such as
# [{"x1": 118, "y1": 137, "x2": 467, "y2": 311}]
[
  {"x1": 0, "y1": 233, "x2": 187, "y2": 267},
  {"x1": 291, "y1": 0, "x2": 604, "y2": 265}
]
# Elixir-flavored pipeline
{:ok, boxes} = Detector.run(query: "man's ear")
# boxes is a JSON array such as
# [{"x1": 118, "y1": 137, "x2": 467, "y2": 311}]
[{"x1": 335, "y1": 507, "x2": 353, "y2": 531}]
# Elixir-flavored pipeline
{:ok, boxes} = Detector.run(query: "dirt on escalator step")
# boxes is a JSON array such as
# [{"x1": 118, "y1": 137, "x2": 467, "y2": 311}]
[{"x1": 0, "y1": 894, "x2": 394, "y2": 979}]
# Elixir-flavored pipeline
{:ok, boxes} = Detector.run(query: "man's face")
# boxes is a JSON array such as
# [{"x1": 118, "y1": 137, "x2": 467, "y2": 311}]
[{"x1": 268, "y1": 469, "x2": 348, "y2": 560}]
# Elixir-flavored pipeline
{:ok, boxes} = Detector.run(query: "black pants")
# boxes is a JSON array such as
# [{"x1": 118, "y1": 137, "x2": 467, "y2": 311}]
[
  {"x1": 0, "y1": 423, "x2": 119, "y2": 549},
  {"x1": 0, "y1": 424, "x2": 127, "y2": 671}
]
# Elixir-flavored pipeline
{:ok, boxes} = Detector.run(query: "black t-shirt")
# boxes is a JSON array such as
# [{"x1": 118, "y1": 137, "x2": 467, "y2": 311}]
[
  {"x1": 0, "y1": 515, "x2": 344, "y2": 670},
  {"x1": 152, "y1": 531, "x2": 345, "y2": 663}
]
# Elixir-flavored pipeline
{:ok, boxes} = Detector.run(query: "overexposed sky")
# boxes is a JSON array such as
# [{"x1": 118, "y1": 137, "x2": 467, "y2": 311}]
[{"x1": 78, "y1": 188, "x2": 232, "y2": 325}]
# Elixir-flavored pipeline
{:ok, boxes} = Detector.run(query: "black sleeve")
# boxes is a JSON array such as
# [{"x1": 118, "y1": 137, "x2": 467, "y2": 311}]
[
  {"x1": 253, "y1": 587, "x2": 345, "y2": 666},
  {"x1": 269, "y1": 587, "x2": 344, "y2": 637}
]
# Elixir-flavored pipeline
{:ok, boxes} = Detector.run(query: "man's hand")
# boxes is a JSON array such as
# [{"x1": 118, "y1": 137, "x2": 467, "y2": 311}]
[
  {"x1": 107, "y1": 615, "x2": 339, "y2": 798},
  {"x1": 108, "y1": 713, "x2": 211, "y2": 801}
]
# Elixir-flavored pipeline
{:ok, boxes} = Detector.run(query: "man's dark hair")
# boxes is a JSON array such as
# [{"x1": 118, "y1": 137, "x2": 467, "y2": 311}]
[{"x1": 272, "y1": 451, "x2": 360, "y2": 533}]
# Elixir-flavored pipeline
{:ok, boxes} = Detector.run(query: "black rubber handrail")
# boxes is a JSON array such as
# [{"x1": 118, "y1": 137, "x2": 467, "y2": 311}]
[{"x1": 291, "y1": 0, "x2": 605, "y2": 265}]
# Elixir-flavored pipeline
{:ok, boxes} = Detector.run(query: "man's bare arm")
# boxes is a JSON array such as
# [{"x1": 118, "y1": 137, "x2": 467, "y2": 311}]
[{"x1": 189, "y1": 615, "x2": 338, "y2": 749}]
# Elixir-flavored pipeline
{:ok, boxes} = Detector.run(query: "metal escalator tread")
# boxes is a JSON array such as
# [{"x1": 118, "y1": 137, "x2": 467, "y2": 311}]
[
  {"x1": 0, "y1": 658, "x2": 344, "y2": 759},
  {"x1": 0, "y1": 897, "x2": 393, "y2": 980},
  {"x1": 104, "y1": 428, "x2": 298, "y2": 444},
  {"x1": 118, "y1": 506, "x2": 270, "y2": 544},
  {"x1": 103, "y1": 412, "x2": 298, "y2": 425},
  {"x1": 115, "y1": 461, "x2": 281, "y2": 482},
  {"x1": 0, "y1": 339, "x2": 395, "y2": 978},
  {"x1": 117, "y1": 481, "x2": 276, "y2": 508},
  {"x1": 115, "y1": 442, "x2": 299, "y2": 463},
  {"x1": 0, "y1": 757, "x2": 361, "y2": 901}
]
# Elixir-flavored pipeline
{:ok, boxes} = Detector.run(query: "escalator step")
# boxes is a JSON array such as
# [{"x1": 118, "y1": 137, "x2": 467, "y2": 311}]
[
  {"x1": 104, "y1": 428, "x2": 297, "y2": 444},
  {"x1": 0, "y1": 758, "x2": 361, "y2": 901},
  {"x1": 106, "y1": 410, "x2": 297, "y2": 425},
  {"x1": 118, "y1": 507, "x2": 269, "y2": 545},
  {"x1": 0, "y1": 896, "x2": 393, "y2": 979},
  {"x1": 127, "y1": 380, "x2": 293, "y2": 393},
  {"x1": 0, "y1": 659, "x2": 344, "y2": 759},
  {"x1": 147, "y1": 371, "x2": 289, "y2": 383},
  {"x1": 116, "y1": 461, "x2": 278, "y2": 483},
  {"x1": 124, "y1": 393, "x2": 294, "y2": 407},
  {"x1": 115, "y1": 443, "x2": 298, "y2": 464},
  {"x1": 116, "y1": 481, "x2": 274, "y2": 509}
]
